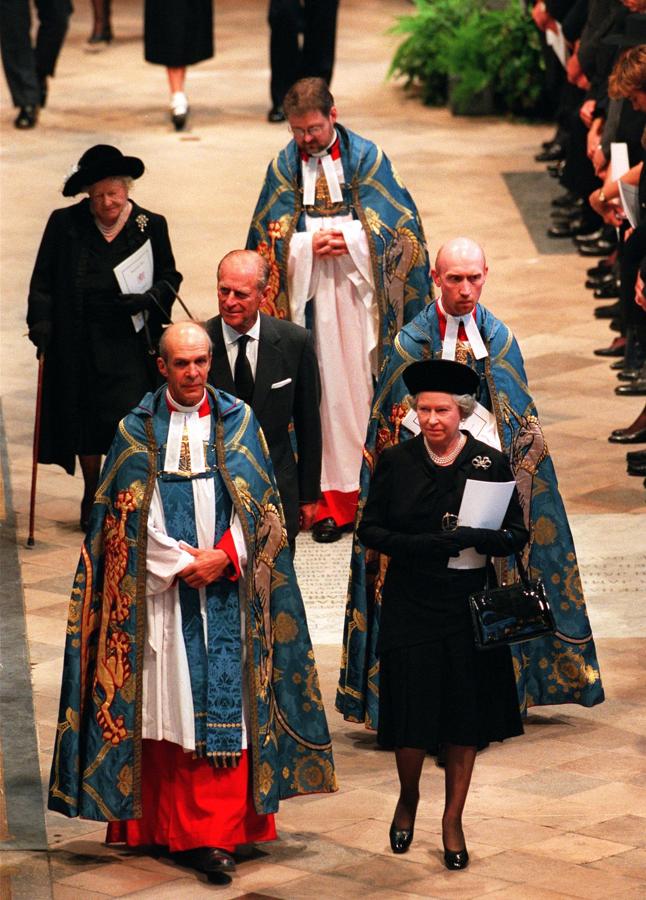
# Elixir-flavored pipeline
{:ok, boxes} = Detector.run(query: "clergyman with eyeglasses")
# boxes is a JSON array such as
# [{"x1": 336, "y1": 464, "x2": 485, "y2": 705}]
[{"x1": 247, "y1": 76, "x2": 431, "y2": 544}]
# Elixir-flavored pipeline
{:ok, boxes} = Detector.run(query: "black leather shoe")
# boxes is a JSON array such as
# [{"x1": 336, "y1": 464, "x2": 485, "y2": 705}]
[
  {"x1": 594, "y1": 338, "x2": 626, "y2": 357},
  {"x1": 268, "y1": 105, "x2": 285, "y2": 123},
  {"x1": 14, "y1": 105, "x2": 37, "y2": 129},
  {"x1": 611, "y1": 428, "x2": 646, "y2": 443},
  {"x1": 173, "y1": 847, "x2": 236, "y2": 873},
  {"x1": 627, "y1": 460, "x2": 646, "y2": 475},
  {"x1": 552, "y1": 192, "x2": 582, "y2": 209},
  {"x1": 587, "y1": 261, "x2": 614, "y2": 277},
  {"x1": 311, "y1": 517, "x2": 344, "y2": 543},
  {"x1": 585, "y1": 273, "x2": 615, "y2": 289},
  {"x1": 547, "y1": 160, "x2": 565, "y2": 178},
  {"x1": 593, "y1": 283, "x2": 619, "y2": 299},
  {"x1": 579, "y1": 238, "x2": 617, "y2": 256},
  {"x1": 444, "y1": 847, "x2": 469, "y2": 870},
  {"x1": 617, "y1": 367, "x2": 645, "y2": 381},
  {"x1": 610, "y1": 359, "x2": 626, "y2": 370},
  {"x1": 616, "y1": 380, "x2": 646, "y2": 396},
  {"x1": 390, "y1": 822, "x2": 414, "y2": 854},
  {"x1": 627, "y1": 448, "x2": 646, "y2": 461},
  {"x1": 547, "y1": 219, "x2": 585, "y2": 238},
  {"x1": 172, "y1": 110, "x2": 188, "y2": 131},
  {"x1": 594, "y1": 301, "x2": 621, "y2": 319},
  {"x1": 85, "y1": 28, "x2": 113, "y2": 50},
  {"x1": 575, "y1": 227, "x2": 604, "y2": 245},
  {"x1": 535, "y1": 142, "x2": 565, "y2": 162}
]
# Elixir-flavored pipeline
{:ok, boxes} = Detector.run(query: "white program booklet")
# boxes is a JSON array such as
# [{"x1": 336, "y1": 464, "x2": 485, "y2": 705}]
[
  {"x1": 113, "y1": 239, "x2": 153, "y2": 333},
  {"x1": 618, "y1": 180, "x2": 640, "y2": 229},
  {"x1": 447, "y1": 478, "x2": 516, "y2": 570},
  {"x1": 610, "y1": 142, "x2": 630, "y2": 182}
]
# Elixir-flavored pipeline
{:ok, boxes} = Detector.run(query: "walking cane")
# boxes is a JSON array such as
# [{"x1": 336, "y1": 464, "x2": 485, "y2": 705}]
[{"x1": 26, "y1": 353, "x2": 44, "y2": 548}]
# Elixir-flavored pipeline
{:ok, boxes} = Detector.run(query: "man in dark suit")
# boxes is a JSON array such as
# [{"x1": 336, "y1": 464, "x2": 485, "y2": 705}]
[{"x1": 206, "y1": 250, "x2": 322, "y2": 548}]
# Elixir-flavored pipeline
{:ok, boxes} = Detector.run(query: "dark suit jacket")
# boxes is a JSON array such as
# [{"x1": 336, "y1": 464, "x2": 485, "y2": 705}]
[{"x1": 206, "y1": 313, "x2": 322, "y2": 541}]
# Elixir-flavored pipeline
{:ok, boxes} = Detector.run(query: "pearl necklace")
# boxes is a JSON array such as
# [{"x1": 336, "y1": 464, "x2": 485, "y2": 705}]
[
  {"x1": 425, "y1": 433, "x2": 466, "y2": 466},
  {"x1": 93, "y1": 200, "x2": 132, "y2": 241}
]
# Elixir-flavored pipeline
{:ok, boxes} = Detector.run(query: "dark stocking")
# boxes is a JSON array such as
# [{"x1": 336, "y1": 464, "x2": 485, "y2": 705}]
[
  {"x1": 393, "y1": 747, "x2": 425, "y2": 829},
  {"x1": 442, "y1": 743, "x2": 476, "y2": 852},
  {"x1": 90, "y1": 0, "x2": 111, "y2": 37},
  {"x1": 79, "y1": 453, "x2": 101, "y2": 503}
]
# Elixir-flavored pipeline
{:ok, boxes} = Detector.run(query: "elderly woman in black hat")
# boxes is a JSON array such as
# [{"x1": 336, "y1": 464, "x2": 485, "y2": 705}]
[
  {"x1": 357, "y1": 359, "x2": 528, "y2": 870},
  {"x1": 26, "y1": 144, "x2": 182, "y2": 528}
]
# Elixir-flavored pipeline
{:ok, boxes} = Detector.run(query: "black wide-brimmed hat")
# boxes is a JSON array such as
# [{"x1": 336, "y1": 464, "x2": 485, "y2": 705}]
[
  {"x1": 62, "y1": 144, "x2": 145, "y2": 197},
  {"x1": 403, "y1": 359, "x2": 480, "y2": 396},
  {"x1": 603, "y1": 13, "x2": 646, "y2": 48}
]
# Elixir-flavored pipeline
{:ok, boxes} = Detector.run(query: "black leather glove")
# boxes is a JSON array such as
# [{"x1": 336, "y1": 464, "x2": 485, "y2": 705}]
[
  {"x1": 117, "y1": 292, "x2": 153, "y2": 314},
  {"x1": 417, "y1": 531, "x2": 462, "y2": 558},
  {"x1": 453, "y1": 526, "x2": 513, "y2": 555},
  {"x1": 28, "y1": 321, "x2": 52, "y2": 356}
]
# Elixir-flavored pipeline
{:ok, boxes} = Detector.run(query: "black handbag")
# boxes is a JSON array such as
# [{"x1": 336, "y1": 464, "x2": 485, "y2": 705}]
[{"x1": 468, "y1": 554, "x2": 556, "y2": 650}]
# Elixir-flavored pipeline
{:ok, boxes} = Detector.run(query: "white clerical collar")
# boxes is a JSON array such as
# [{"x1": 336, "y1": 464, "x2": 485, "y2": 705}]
[
  {"x1": 166, "y1": 388, "x2": 207, "y2": 413},
  {"x1": 164, "y1": 389, "x2": 207, "y2": 473},
  {"x1": 302, "y1": 130, "x2": 343, "y2": 206},
  {"x1": 438, "y1": 298, "x2": 488, "y2": 361},
  {"x1": 222, "y1": 316, "x2": 261, "y2": 347}
]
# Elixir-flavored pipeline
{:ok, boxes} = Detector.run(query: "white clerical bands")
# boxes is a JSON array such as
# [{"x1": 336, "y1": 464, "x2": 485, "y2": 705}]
[
  {"x1": 302, "y1": 154, "x2": 343, "y2": 207},
  {"x1": 442, "y1": 313, "x2": 488, "y2": 361},
  {"x1": 165, "y1": 411, "x2": 206, "y2": 473}
]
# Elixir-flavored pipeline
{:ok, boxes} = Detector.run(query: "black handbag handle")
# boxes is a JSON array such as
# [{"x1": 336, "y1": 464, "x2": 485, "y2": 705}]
[{"x1": 484, "y1": 552, "x2": 530, "y2": 590}]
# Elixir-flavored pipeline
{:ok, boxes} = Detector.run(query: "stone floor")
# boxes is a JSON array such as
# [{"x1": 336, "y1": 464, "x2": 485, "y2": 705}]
[{"x1": 1, "y1": 1, "x2": 645, "y2": 897}]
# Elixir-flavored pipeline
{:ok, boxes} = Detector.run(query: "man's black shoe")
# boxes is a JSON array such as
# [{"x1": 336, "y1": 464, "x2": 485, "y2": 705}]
[
  {"x1": 173, "y1": 847, "x2": 236, "y2": 873},
  {"x1": 587, "y1": 260, "x2": 614, "y2": 277},
  {"x1": 547, "y1": 160, "x2": 566, "y2": 178},
  {"x1": 311, "y1": 517, "x2": 344, "y2": 543},
  {"x1": 535, "y1": 142, "x2": 565, "y2": 162},
  {"x1": 594, "y1": 301, "x2": 621, "y2": 319},
  {"x1": 585, "y1": 273, "x2": 615, "y2": 289},
  {"x1": 268, "y1": 106, "x2": 285, "y2": 123},
  {"x1": 14, "y1": 105, "x2": 37, "y2": 128},
  {"x1": 575, "y1": 228, "x2": 604, "y2": 245},
  {"x1": 593, "y1": 283, "x2": 620, "y2": 300},
  {"x1": 594, "y1": 337, "x2": 626, "y2": 357},
  {"x1": 617, "y1": 367, "x2": 645, "y2": 382},
  {"x1": 552, "y1": 192, "x2": 582, "y2": 209},
  {"x1": 547, "y1": 219, "x2": 584, "y2": 238},
  {"x1": 616, "y1": 379, "x2": 646, "y2": 396},
  {"x1": 579, "y1": 239, "x2": 617, "y2": 257}
]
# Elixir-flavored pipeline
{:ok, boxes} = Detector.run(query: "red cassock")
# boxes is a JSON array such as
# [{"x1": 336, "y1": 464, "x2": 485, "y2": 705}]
[{"x1": 106, "y1": 740, "x2": 276, "y2": 852}]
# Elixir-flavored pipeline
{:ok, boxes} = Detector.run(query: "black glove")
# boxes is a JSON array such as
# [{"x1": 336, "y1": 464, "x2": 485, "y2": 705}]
[
  {"x1": 453, "y1": 526, "x2": 512, "y2": 555},
  {"x1": 417, "y1": 531, "x2": 462, "y2": 558},
  {"x1": 117, "y1": 292, "x2": 153, "y2": 314},
  {"x1": 28, "y1": 321, "x2": 52, "y2": 356}
]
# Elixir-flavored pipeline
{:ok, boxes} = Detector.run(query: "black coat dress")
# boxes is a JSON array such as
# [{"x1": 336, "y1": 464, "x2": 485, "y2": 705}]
[
  {"x1": 144, "y1": 0, "x2": 213, "y2": 68},
  {"x1": 358, "y1": 432, "x2": 528, "y2": 752},
  {"x1": 27, "y1": 198, "x2": 182, "y2": 473}
]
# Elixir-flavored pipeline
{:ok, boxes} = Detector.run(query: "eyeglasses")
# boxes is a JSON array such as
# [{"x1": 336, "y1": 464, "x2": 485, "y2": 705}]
[{"x1": 288, "y1": 124, "x2": 326, "y2": 139}]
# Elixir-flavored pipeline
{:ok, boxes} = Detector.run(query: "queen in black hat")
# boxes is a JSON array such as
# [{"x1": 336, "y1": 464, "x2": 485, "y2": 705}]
[
  {"x1": 26, "y1": 145, "x2": 183, "y2": 530},
  {"x1": 356, "y1": 356, "x2": 529, "y2": 870}
]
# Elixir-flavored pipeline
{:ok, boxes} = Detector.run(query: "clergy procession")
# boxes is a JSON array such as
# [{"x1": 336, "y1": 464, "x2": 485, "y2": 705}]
[{"x1": 2, "y1": 1, "x2": 645, "y2": 897}]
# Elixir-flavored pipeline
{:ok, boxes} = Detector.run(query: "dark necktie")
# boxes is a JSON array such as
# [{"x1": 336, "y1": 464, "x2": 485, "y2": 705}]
[{"x1": 234, "y1": 334, "x2": 254, "y2": 404}]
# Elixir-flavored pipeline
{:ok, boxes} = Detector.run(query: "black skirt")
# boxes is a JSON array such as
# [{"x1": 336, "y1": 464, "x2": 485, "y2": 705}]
[
  {"x1": 378, "y1": 620, "x2": 524, "y2": 753},
  {"x1": 145, "y1": 0, "x2": 214, "y2": 67}
]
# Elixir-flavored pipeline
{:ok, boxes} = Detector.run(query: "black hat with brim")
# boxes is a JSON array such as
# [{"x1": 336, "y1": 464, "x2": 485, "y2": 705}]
[
  {"x1": 602, "y1": 14, "x2": 646, "y2": 47},
  {"x1": 63, "y1": 144, "x2": 145, "y2": 196},
  {"x1": 403, "y1": 359, "x2": 480, "y2": 396}
]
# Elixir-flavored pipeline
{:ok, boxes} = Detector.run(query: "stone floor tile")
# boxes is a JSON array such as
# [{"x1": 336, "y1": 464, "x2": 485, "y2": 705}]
[
  {"x1": 534, "y1": 863, "x2": 646, "y2": 898},
  {"x1": 254, "y1": 871, "x2": 411, "y2": 900},
  {"x1": 555, "y1": 750, "x2": 646, "y2": 781},
  {"x1": 55, "y1": 860, "x2": 184, "y2": 896},
  {"x1": 484, "y1": 887, "x2": 580, "y2": 899},
  {"x1": 53, "y1": 886, "x2": 113, "y2": 899},
  {"x1": 463, "y1": 818, "x2": 562, "y2": 850},
  {"x1": 497, "y1": 769, "x2": 609, "y2": 799},
  {"x1": 577, "y1": 815, "x2": 646, "y2": 847},
  {"x1": 395, "y1": 867, "x2": 513, "y2": 899},
  {"x1": 587, "y1": 847, "x2": 646, "y2": 881},
  {"x1": 471, "y1": 850, "x2": 582, "y2": 885},
  {"x1": 333, "y1": 854, "x2": 440, "y2": 889},
  {"x1": 523, "y1": 832, "x2": 633, "y2": 864}
]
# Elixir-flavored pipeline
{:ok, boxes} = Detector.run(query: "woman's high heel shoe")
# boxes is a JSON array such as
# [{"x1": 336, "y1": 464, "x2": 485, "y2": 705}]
[
  {"x1": 443, "y1": 847, "x2": 469, "y2": 870},
  {"x1": 389, "y1": 822, "x2": 414, "y2": 854}
]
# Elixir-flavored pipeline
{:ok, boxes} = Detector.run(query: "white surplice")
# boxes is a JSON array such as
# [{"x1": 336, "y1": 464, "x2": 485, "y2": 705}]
[
  {"x1": 141, "y1": 391, "x2": 248, "y2": 752},
  {"x1": 287, "y1": 152, "x2": 378, "y2": 494}
]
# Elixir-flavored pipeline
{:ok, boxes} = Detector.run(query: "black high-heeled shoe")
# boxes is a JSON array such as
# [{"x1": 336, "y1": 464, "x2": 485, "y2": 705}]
[
  {"x1": 443, "y1": 847, "x2": 469, "y2": 870},
  {"x1": 389, "y1": 821, "x2": 414, "y2": 854}
]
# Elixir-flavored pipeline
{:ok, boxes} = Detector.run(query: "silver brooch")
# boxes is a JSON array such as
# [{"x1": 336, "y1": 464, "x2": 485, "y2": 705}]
[
  {"x1": 472, "y1": 455, "x2": 491, "y2": 469},
  {"x1": 135, "y1": 214, "x2": 149, "y2": 232}
]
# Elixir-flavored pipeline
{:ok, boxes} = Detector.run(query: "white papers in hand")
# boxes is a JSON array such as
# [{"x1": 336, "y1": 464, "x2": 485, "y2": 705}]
[
  {"x1": 113, "y1": 239, "x2": 154, "y2": 333},
  {"x1": 545, "y1": 22, "x2": 567, "y2": 68},
  {"x1": 401, "y1": 401, "x2": 500, "y2": 450},
  {"x1": 618, "y1": 180, "x2": 640, "y2": 230},
  {"x1": 610, "y1": 143, "x2": 630, "y2": 182},
  {"x1": 448, "y1": 478, "x2": 516, "y2": 570}
]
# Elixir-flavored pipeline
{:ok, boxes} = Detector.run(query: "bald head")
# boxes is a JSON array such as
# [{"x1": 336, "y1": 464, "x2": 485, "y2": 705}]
[
  {"x1": 157, "y1": 322, "x2": 212, "y2": 406},
  {"x1": 432, "y1": 237, "x2": 488, "y2": 317}
]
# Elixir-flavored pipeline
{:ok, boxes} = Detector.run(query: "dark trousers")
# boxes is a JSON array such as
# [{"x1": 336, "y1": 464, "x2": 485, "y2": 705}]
[
  {"x1": 0, "y1": 0, "x2": 72, "y2": 107},
  {"x1": 268, "y1": 0, "x2": 339, "y2": 109}
]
